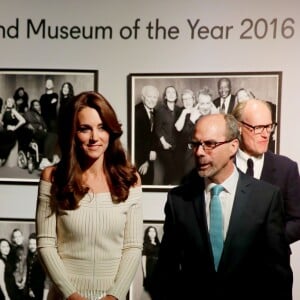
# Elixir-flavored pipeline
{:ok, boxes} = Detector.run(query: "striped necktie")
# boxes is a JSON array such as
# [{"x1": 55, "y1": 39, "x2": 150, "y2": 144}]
[{"x1": 209, "y1": 184, "x2": 224, "y2": 270}]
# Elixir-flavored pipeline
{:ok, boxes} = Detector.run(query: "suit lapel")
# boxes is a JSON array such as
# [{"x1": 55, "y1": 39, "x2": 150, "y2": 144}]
[
  {"x1": 260, "y1": 151, "x2": 275, "y2": 183},
  {"x1": 188, "y1": 172, "x2": 207, "y2": 228},
  {"x1": 219, "y1": 173, "x2": 252, "y2": 269},
  {"x1": 184, "y1": 171, "x2": 211, "y2": 243},
  {"x1": 228, "y1": 95, "x2": 236, "y2": 113}
]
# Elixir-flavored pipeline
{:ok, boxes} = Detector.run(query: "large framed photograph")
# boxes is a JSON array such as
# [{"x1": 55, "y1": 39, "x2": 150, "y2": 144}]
[
  {"x1": 130, "y1": 220, "x2": 164, "y2": 300},
  {"x1": 0, "y1": 218, "x2": 49, "y2": 299},
  {"x1": 0, "y1": 68, "x2": 98, "y2": 183},
  {"x1": 128, "y1": 72, "x2": 281, "y2": 190}
]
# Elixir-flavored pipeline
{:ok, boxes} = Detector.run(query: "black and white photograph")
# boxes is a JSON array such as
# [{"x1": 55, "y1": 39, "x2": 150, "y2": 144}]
[
  {"x1": 0, "y1": 69, "x2": 98, "y2": 183},
  {"x1": 130, "y1": 221, "x2": 164, "y2": 300},
  {"x1": 0, "y1": 218, "x2": 49, "y2": 299},
  {"x1": 128, "y1": 72, "x2": 281, "y2": 190}
]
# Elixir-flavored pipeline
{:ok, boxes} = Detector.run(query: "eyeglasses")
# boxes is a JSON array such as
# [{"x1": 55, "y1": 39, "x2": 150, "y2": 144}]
[
  {"x1": 240, "y1": 121, "x2": 277, "y2": 135},
  {"x1": 188, "y1": 139, "x2": 234, "y2": 151}
]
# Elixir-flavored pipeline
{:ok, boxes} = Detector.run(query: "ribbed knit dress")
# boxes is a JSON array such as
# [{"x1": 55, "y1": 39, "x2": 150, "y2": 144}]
[{"x1": 36, "y1": 180, "x2": 143, "y2": 300}]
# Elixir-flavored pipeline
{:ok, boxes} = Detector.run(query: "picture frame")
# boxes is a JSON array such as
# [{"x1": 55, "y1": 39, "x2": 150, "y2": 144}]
[
  {"x1": 128, "y1": 72, "x2": 281, "y2": 191},
  {"x1": 0, "y1": 218, "x2": 49, "y2": 299},
  {"x1": 129, "y1": 220, "x2": 164, "y2": 300},
  {"x1": 0, "y1": 68, "x2": 98, "y2": 183},
  {"x1": 0, "y1": 217, "x2": 35, "y2": 242}
]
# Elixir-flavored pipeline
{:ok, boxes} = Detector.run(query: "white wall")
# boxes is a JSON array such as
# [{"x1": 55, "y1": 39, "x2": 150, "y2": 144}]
[{"x1": 0, "y1": 0, "x2": 299, "y2": 298}]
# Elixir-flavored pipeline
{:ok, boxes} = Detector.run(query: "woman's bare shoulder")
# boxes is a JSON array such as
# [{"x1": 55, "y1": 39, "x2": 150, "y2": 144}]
[
  {"x1": 40, "y1": 166, "x2": 56, "y2": 182},
  {"x1": 134, "y1": 171, "x2": 142, "y2": 187}
]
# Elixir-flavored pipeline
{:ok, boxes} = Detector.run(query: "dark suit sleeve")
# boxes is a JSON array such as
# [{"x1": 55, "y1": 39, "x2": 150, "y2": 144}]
[
  {"x1": 283, "y1": 161, "x2": 300, "y2": 244},
  {"x1": 150, "y1": 193, "x2": 183, "y2": 300},
  {"x1": 265, "y1": 187, "x2": 293, "y2": 299}
]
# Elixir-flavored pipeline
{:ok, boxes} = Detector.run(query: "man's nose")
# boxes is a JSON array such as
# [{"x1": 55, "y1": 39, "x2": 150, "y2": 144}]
[{"x1": 195, "y1": 144, "x2": 206, "y2": 155}]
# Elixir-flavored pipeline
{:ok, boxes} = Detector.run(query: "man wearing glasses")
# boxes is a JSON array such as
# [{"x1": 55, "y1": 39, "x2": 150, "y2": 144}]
[
  {"x1": 151, "y1": 113, "x2": 292, "y2": 300},
  {"x1": 232, "y1": 99, "x2": 300, "y2": 244}
]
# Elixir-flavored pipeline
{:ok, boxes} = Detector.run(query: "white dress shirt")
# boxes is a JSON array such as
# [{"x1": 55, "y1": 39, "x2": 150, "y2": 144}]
[
  {"x1": 204, "y1": 166, "x2": 239, "y2": 240},
  {"x1": 236, "y1": 149, "x2": 264, "y2": 179},
  {"x1": 220, "y1": 94, "x2": 232, "y2": 113}
]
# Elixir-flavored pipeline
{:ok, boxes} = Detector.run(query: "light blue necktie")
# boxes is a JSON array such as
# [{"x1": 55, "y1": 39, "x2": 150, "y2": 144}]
[{"x1": 209, "y1": 184, "x2": 224, "y2": 271}]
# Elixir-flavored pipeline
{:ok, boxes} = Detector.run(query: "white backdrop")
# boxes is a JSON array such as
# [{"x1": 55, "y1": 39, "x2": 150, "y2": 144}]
[{"x1": 0, "y1": 0, "x2": 299, "y2": 298}]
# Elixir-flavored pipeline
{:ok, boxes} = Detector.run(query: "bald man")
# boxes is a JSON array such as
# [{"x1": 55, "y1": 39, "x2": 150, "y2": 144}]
[{"x1": 232, "y1": 99, "x2": 300, "y2": 244}]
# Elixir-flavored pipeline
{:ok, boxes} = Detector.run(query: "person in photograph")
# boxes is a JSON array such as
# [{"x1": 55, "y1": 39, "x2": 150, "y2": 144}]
[
  {"x1": 23, "y1": 99, "x2": 48, "y2": 157},
  {"x1": 39, "y1": 78, "x2": 60, "y2": 170},
  {"x1": 13, "y1": 87, "x2": 29, "y2": 114},
  {"x1": 0, "y1": 97, "x2": 3, "y2": 113},
  {"x1": 13, "y1": 246, "x2": 27, "y2": 299},
  {"x1": 10, "y1": 228, "x2": 25, "y2": 253},
  {"x1": 232, "y1": 99, "x2": 300, "y2": 244},
  {"x1": 213, "y1": 78, "x2": 235, "y2": 114},
  {"x1": 174, "y1": 89, "x2": 197, "y2": 177},
  {"x1": 0, "y1": 97, "x2": 26, "y2": 166},
  {"x1": 59, "y1": 81, "x2": 74, "y2": 104},
  {"x1": 176, "y1": 87, "x2": 218, "y2": 177},
  {"x1": 151, "y1": 113, "x2": 292, "y2": 300},
  {"x1": 36, "y1": 91, "x2": 143, "y2": 300},
  {"x1": 234, "y1": 87, "x2": 256, "y2": 105},
  {"x1": 58, "y1": 82, "x2": 74, "y2": 121},
  {"x1": 25, "y1": 233, "x2": 48, "y2": 300},
  {"x1": 135, "y1": 85, "x2": 159, "y2": 185},
  {"x1": 190, "y1": 87, "x2": 219, "y2": 123},
  {"x1": 142, "y1": 226, "x2": 160, "y2": 298},
  {"x1": 0, "y1": 238, "x2": 18, "y2": 300},
  {"x1": 10, "y1": 229, "x2": 26, "y2": 275},
  {"x1": 155, "y1": 85, "x2": 182, "y2": 185}
]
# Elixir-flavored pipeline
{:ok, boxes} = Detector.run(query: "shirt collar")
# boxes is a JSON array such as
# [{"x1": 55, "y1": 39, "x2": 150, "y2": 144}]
[
  {"x1": 237, "y1": 148, "x2": 264, "y2": 164},
  {"x1": 204, "y1": 165, "x2": 239, "y2": 195}
]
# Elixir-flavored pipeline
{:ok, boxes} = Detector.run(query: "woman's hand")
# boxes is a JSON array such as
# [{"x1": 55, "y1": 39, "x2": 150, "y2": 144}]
[
  {"x1": 66, "y1": 292, "x2": 88, "y2": 300},
  {"x1": 100, "y1": 295, "x2": 117, "y2": 300}
]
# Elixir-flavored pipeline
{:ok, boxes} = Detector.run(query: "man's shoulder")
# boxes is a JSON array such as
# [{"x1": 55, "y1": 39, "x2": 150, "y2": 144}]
[
  {"x1": 169, "y1": 169, "x2": 204, "y2": 196},
  {"x1": 265, "y1": 151, "x2": 298, "y2": 167},
  {"x1": 229, "y1": 94, "x2": 235, "y2": 101},
  {"x1": 135, "y1": 102, "x2": 144, "y2": 110},
  {"x1": 239, "y1": 170, "x2": 280, "y2": 192},
  {"x1": 213, "y1": 97, "x2": 220, "y2": 104}
]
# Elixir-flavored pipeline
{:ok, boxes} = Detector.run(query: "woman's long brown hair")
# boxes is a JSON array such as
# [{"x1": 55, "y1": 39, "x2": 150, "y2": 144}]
[{"x1": 50, "y1": 91, "x2": 137, "y2": 211}]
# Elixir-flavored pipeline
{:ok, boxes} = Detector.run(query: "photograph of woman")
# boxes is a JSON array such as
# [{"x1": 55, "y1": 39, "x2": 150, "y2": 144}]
[
  {"x1": 142, "y1": 226, "x2": 160, "y2": 298},
  {"x1": 0, "y1": 238, "x2": 18, "y2": 300}
]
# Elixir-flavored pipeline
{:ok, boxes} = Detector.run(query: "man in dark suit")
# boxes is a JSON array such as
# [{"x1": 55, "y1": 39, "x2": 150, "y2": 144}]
[
  {"x1": 151, "y1": 113, "x2": 292, "y2": 300},
  {"x1": 213, "y1": 77, "x2": 235, "y2": 113},
  {"x1": 232, "y1": 99, "x2": 300, "y2": 244},
  {"x1": 134, "y1": 85, "x2": 159, "y2": 185}
]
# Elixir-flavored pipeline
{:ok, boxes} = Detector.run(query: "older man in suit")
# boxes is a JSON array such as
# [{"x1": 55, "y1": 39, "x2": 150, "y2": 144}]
[
  {"x1": 134, "y1": 85, "x2": 159, "y2": 185},
  {"x1": 232, "y1": 99, "x2": 300, "y2": 244},
  {"x1": 151, "y1": 113, "x2": 292, "y2": 300},
  {"x1": 213, "y1": 77, "x2": 235, "y2": 113}
]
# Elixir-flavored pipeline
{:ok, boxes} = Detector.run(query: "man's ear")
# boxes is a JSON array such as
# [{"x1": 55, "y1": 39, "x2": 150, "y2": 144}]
[{"x1": 230, "y1": 138, "x2": 239, "y2": 156}]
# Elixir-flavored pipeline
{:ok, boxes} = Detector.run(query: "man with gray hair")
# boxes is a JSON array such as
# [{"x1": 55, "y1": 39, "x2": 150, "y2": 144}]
[
  {"x1": 135, "y1": 85, "x2": 159, "y2": 185},
  {"x1": 232, "y1": 99, "x2": 300, "y2": 244}
]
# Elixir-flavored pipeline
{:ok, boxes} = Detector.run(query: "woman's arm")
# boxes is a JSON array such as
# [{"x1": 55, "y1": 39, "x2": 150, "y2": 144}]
[
  {"x1": 0, "y1": 260, "x2": 10, "y2": 299},
  {"x1": 7, "y1": 108, "x2": 25, "y2": 131},
  {"x1": 36, "y1": 169, "x2": 77, "y2": 299},
  {"x1": 142, "y1": 255, "x2": 147, "y2": 278},
  {"x1": 174, "y1": 109, "x2": 189, "y2": 132},
  {"x1": 106, "y1": 188, "x2": 143, "y2": 300}
]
